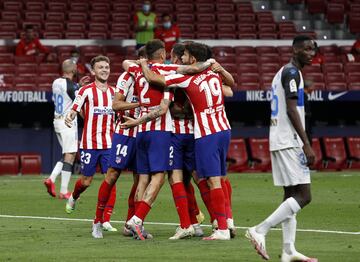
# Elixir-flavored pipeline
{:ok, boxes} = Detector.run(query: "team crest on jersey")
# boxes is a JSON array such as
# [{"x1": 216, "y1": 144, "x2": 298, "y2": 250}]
[
  {"x1": 116, "y1": 156, "x2": 122, "y2": 164},
  {"x1": 289, "y1": 79, "x2": 297, "y2": 92}
]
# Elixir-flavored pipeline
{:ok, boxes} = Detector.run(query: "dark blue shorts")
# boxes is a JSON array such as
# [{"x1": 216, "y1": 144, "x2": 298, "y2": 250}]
[
  {"x1": 136, "y1": 131, "x2": 171, "y2": 174},
  {"x1": 80, "y1": 149, "x2": 111, "y2": 177},
  {"x1": 108, "y1": 133, "x2": 137, "y2": 172},
  {"x1": 195, "y1": 130, "x2": 231, "y2": 178},
  {"x1": 169, "y1": 133, "x2": 195, "y2": 171}
]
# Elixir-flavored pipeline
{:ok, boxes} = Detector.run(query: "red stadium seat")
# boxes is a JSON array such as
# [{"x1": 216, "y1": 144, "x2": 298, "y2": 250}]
[
  {"x1": 216, "y1": 3, "x2": 235, "y2": 12},
  {"x1": 1, "y1": 11, "x2": 21, "y2": 22},
  {"x1": 46, "y1": 12, "x2": 65, "y2": 22},
  {"x1": 311, "y1": 138, "x2": 324, "y2": 170},
  {"x1": 112, "y1": 3, "x2": 132, "y2": 13},
  {"x1": 67, "y1": 12, "x2": 88, "y2": 22},
  {"x1": 227, "y1": 138, "x2": 249, "y2": 172},
  {"x1": 88, "y1": 23, "x2": 109, "y2": 32},
  {"x1": 89, "y1": 12, "x2": 110, "y2": 23},
  {"x1": 302, "y1": 64, "x2": 322, "y2": 74},
  {"x1": 237, "y1": 13, "x2": 256, "y2": 23},
  {"x1": 196, "y1": 32, "x2": 216, "y2": 39},
  {"x1": 326, "y1": 82, "x2": 347, "y2": 91},
  {"x1": 257, "y1": 23, "x2": 277, "y2": 33},
  {"x1": 38, "y1": 63, "x2": 60, "y2": 76},
  {"x1": 217, "y1": 33, "x2": 237, "y2": 39},
  {"x1": 279, "y1": 32, "x2": 297, "y2": 39},
  {"x1": 3, "y1": 1, "x2": 23, "y2": 11},
  {"x1": 277, "y1": 46, "x2": 293, "y2": 56},
  {"x1": 176, "y1": 14, "x2": 195, "y2": 24},
  {"x1": 47, "y1": 2, "x2": 67, "y2": 12},
  {"x1": 26, "y1": 1, "x2": 45, "y2": 11},
  {"x1": 305, "y1": 72, "x2": 325, "y2": 83},
  {"x1": 24, "y1": 11, "x2": 44, "y2": 22},
  {"x1": 14, "y1": 56, "x2": 37, "y2": 65},
  {"x1": 0, "y1": 64, "x2": 16, "y2": 75},
  {"x1": 20, "y1": 154, "x2": 42, "y2": 175},
  {"x1": 66, "y1": 22, "x2": 86, "y2": 31},
  {"x1": 175, "y1": 3, "x2": 194, "y2": 13},
  {"x1": 56, "y1": 45, "x2": 76, "y2": 55},
  {"x1": 259, "y1": 64, "x2": 279, "y2": 74},
  {"x1": 217, "y1": 14, "x2": 236, "y2": 23},
  {"x1": 234, "y1": 46, "x2": 256, "y2": 55},
  {"x1": 196, "y1": 24, "x2": 215, "y2": 33},
  {"x1": 344, "y1": 63, "x2": 360, "y2": 74},
  {"x1": 236, "y1": 54, "x2": 257, "y2": 64},
  {"x1": 79, "y1": 46, "x2": 103, "y2": 56},
  {"x1": 112, "y1": 13, "x2": 131, "y2": 23},
  {"x1": 196, "y1": 14, "x2": 216, "y2": 23},
  {"x1": 110, "y1": 32, "x2": 130, "y2": 39},
  {"x1": 349, "y1": 13, "x2": 360, "y2": 34},
  {"x1": 196, "y1": 3, "x2": 215, "y2": 12},
  {"x1": 326, "y1": 3, "x2": 345, "y2": 24},
  {"x1": 238, "y1": 33, "x2": 257, "y2": 39},
  {"x1": 70, "y1": 2, "x2": 89, "y2": 12},
  {"x1": 348, "y1": 82, "x2": 360, "y2": 91},
  {"x1": 238, "y1": 73, "x2": 260, "y2": 84},
  {"x1": 258, "y1": 33, "x2": 278, "y2": 39},
  {"x1": 319, "y1": 45, "x2": 339, "y2": 55},
  {"x1": 44, "y1": 22, "x2": 64, "y2": 31},
  {"x1": 37, "y1": 76, "x2": 54, "y2": 91},
  {"x1": 256, "y1": 12, "x2": 275, "y2": 23},
  {"x1": 154, "y1": 3, "x2": 174, "y2": 13},
  {"x1": 65, "y1": 32, "x2": 86, "y2": 39},
  {"x1": 236, "y1": 83, "x2": 260, "y2": 91},
  {"x1": 0, "y1": 154, "x2": 20, "y2": 175},
  {"x1": 237, "y1": 64, "x2": 258, "y2": 74},
  {"x1": 346, "y1": 137, "x2": 360, "y2": 169},
  {"x1": 324, "y1": 73, "x2": 345, "y2": 84},
  {"x1": 278, "y1": 22, "x2": 297, "y2": 33},
  {"x1": 322, "y1": 63, "x2": 343, "y2": 73},
  {"x1": 310, "y1": 82, "x2": 326, "y2": 90},
  {"x1": 212, "y1": 46, "x2": 234, "y2": 56},
  {"x1": 258, "y1": 55, "x2": 280, "y2": 65},
  {"x1": 323, "y1": 137, "x2": 347, "y2": 170},
  {"x1": 235, "y1": 3, "x2": 254, "y2": 13},
  {"x1": 0, "y1": 22, "x2": 18, "y2": 32},
  {"x1": 91, "y1": 2, "x2": 110, "y2": 12},
  {"x1": 307, "y1": 0, "x2": 326, "y2": 14},
  {"x1": 248, "y1": 138, "x2": 271, "y2": 172}
]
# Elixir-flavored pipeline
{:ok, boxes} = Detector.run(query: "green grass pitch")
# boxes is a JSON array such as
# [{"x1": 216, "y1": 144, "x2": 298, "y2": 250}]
[{"x1": 0, "y1": 172, "x2": 359, "y2": 261}]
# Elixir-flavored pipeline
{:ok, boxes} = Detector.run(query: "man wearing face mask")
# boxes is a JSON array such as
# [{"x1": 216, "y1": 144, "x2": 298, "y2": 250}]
[
  {"x1": 155, "y1": 14, "x2": 180, "y2": 60},
  {"x1": 134, "y1": 0, "x2": 157, "y2": 50}
]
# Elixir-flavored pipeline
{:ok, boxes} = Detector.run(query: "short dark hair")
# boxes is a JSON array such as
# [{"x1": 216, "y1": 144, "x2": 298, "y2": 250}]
[
  {"x1": 25, "y1": 25, "x2": 34, "y2": 31},
  {"x1": 138, "y1": 46, "x2": 147, "y2": 58},
  {"x1": 90, "y1": 55, "x2": 110, "y2": 69},
  {"x1": 162, "y1": 13, "x2": 171, "y2": 19},
  {"x1": 185, "y1": 42, "x2": 208, "y2": 62},
  {"x1": 204, "y1": 44, "x2": 213, "y2": 59},
  {"x1": 292, "y1": 35, "x2": 313, "y2": 47},
  {"x1": 172, "y1": 43, "x2": 185, "y2": 60},
  {"x1": 145, "y1": 39, "x2": 165, "y2": 59}
]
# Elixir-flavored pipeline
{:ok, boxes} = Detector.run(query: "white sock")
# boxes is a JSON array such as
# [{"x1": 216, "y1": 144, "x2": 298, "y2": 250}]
[
  {"x1": 282, "y1": 214, "x2": 297, "y2": 254},
  {"x1": 256, "y1": 197, "x2": 301, "y2": 235},
  {"x1": 60, "y1": 170, "x2": 71, "y2": 194},
  {"x1": 49, "y1": 161, "x2": 63, "y2": 182}
]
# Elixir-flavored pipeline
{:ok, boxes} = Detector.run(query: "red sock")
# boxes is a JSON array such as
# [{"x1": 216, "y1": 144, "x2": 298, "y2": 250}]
[
  {"x1": 210, "y1": 188, "x2": 227, "y2": 230},
  {"x1": 126, "y1": 182, "x2": 137, "y2": 221},
  {"x1": 185, "y1": 182, "x2": 199, "y2": 225},
  {"x1": 198, "y1": 180, "x2": 215, "y2": 223},
  {"x1": 135, "y1": 201, "x2": 151, "y2": 221},
  {"x1": 94, "y1": 180, "x2": 113, "y2": 223},
  {"x1": 103, "y1": 184, "x2": 116, "y2": 223},
  {"x1": 134, "y1": 201, "x2": 140, "y2": 212},
  {"x1": 225, "y1": 179, "x2": 232, "y2": 206},
  {"x1": 72, "y1": 178, "x2": 87, "y2": 200},
  {"x1": 221, "y1": 179, "x2": 233, "y2": 219},
  {"x1": 171, "y1": 182, "x2": 191, "y2": 229}
]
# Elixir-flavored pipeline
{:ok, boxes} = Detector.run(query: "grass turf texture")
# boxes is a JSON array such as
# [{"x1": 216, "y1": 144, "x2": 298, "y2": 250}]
[{"x1": 0, "y1": 172, "x2": 359, "y2": 262}]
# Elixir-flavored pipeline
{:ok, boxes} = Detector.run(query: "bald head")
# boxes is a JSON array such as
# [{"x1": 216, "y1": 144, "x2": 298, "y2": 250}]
[{"x1": 62, "y1": 59, "x2": 77, "y2": 74}]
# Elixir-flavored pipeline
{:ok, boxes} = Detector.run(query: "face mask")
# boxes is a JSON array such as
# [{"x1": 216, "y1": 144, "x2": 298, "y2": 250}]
[
  {"x1": 163, "y1": 21, "x2": 171, "y2": 29},
  {"x1": 143, "y1": 4, "x2": 150, "y2": 12}
]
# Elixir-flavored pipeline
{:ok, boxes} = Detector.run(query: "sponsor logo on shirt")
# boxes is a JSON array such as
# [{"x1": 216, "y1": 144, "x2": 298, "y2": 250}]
[{"x1": 93, "y1": 106, "x2": 114, "y2": 116}]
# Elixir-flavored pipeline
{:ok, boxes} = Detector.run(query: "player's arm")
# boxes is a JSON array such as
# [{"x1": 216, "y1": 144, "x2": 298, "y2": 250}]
[
  {"x1": 139, "y1": 59, "x2": 167, "y2": 87},
  {"x1": 176, "y1": 59, "x2": 216, "y2": 75},
  {"x1": 211, "y1": 62, "x2": 235, "y2": 87},
  {"x1": 120, "y1": 97, "x2": 171, "y2": 129},
  {"x1": 65, "y1": 87, "x2": 86, "y2": 127},
  {"x1": 65, "y1": 109, "x2": 78, "y2": 127},
  {"x1": 282, "y1": 68, "x2": 315, "y2": 166},
  {"x1": 222, "y1": 84, "x2": 233, "y2": 97},
  {"x1": 112, "y1": 92, "x2": 139, "y2": 112},
  {"x1": 122, "y1": 60, "x2": 139, "y2": 72}
]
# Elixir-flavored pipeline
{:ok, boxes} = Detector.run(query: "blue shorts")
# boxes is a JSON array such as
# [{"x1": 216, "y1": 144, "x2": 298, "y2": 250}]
[
  {"x1": 195, "y1": 130, "x2": 231, "y2": 178},
  {"x1": 108, "y1": 133, "x2": 137, "y2": 172},
  {"x1": 169, "y1": 133, "x2": 195, "y2": 171},
  {"x1": 136, "y1": 131, "x2": 171, "y2": 174},
  {"x1": 80, "y1": 149, "x2": 111, "y2": 177}
]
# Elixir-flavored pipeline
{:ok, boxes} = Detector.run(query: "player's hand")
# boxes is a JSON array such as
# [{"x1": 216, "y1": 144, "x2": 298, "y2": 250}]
[
  {"x1": 303, "y1": 143, "x2": 315, "y2": 166},
  {"x1": 120, "y1": 116, "x2": 139, "y2": 129},
  {"x1": 206, "y1": 58, "x2": 216, "y2": 64},
  {"x1": 139, "y1": 58, "x2": 148, "y2": 66},
  {"x1": 211, "y1": 62, "x2": 224, "y2": 73},
  {"x1": 65, "y1": 111, "x2": 76, "y2": 128},
  {"x1": 79, "y1": 76, "x2": 91, "y2": 87}
]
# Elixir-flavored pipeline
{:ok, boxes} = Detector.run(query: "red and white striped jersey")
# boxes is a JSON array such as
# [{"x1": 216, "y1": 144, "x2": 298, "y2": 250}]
[
  {"x1": 172, "y1": 89, "x2": 194, "y2": 134},
  {"x1": 114, "y1": 72, "x2": 140, "y2": 138},
  {"x1": 127, "y1": 63, "x2": 177, "y2": 132},
  {"x1": 165, "y1": 68, "x2": 231, "y2": 139},
  {"x1": 72, "y1": 82, "x2": 115, "y2": 149}
]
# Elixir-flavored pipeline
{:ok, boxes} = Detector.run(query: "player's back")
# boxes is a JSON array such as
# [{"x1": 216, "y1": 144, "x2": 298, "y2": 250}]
[
  {"x1": 269, "y1": 63, "x2": 305, "y2": 151},
  {"x1": 52, "y1": 77, "x2": 76, "y2": 117}
]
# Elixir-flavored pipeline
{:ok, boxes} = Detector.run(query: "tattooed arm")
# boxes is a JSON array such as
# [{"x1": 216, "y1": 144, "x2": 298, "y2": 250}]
[{"x1": 120, "y1": 98, "x2": 171, "y2": 129}]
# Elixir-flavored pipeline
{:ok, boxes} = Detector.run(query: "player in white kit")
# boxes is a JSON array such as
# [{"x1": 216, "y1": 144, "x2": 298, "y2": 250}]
[
  {"x1": 44, "y1": 59, "x2": 87, "y2": 199},
  {"x1": 245, "y1": 35, "x2": 317, "y2": 262}
]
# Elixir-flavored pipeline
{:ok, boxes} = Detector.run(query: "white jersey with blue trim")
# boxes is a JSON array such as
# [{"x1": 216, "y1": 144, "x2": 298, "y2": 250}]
[
  {"x1": 52, "y1": 77, "x2": 77, "y2": 118},
  {"x1": 269, "y1": 64, "x2": 305, "y2": 151}
]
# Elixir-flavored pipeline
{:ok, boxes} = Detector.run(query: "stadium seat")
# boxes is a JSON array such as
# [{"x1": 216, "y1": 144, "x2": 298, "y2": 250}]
[
  {"x1": 279, "y1": 32, "x2": 297, "y2": 39},
  {"x1": 326, "y1": 3, "x2": 345, "y2": 24},
  {"x1": 0, "y1": 64, "x2": 16, "y2": 76},
  {"x1": 91, "y1": 2, "x2": 110, "y2": 12},
  {"x1": 196, "y1": 14, "x2": 216, "y2": 23},
  {"x1": 325, "y1": 73, "x2": 345, "y2": 85},
  {"x1": 237, "y1": 24, "x2": 257, "y2": 34},
  {"x1": 112, "y1": 3, "x2": 132, "y2": 13},
  {"x1": 154, "y1": 3, "x2": 174, "y2": 13},
  {"x1": 15, "y1": 56, "x2": 38, "y2": 65},
  {"x1": 67, "y1": 12, "x2": 88, "y2": 22},
  {"x1": 0, "y1": 21, "x2": 19, "y2": 32},
  {"x1": 16, "y1": 65, "x2": 37, "y2": 76},
  {"x1": 196, "y1": 32, "x2": 216, "y2": 39},
  {"x1": 43, "y1": 31, "x2": 63, "y2": 39},
  {"x1": 47, "y1": 2, "x2": 67, "y2": 12},
  {"x1": 349, "y1": 13, "x2": 360, "y2": 34},
  {"x1": 112, "y1": 13, "x2": 132, "y2": 23},
  {"x1": 0, "y1": 154, "x2": 20, "y2": 175},
  {"x1": 302, "y1": 64, "x2": 322, "y2": 74},
  {"x1": 319, "y1": 45, "x2": 339, "y2": 55},
  {"x1": 258, "y1": 33, "x2": 278, "y2": 39},
  {"x1": 196, "y1": 3, "x2": 215, "y2": 13},
  {"x1": 227, "y1": 138, "x2": 250, "y2": 172},
  {"x1": 234, "y1": 46, "x2": 256, "y2": 55},
  {"x1": 257, "y1": 23, "x2": 277, "y2": 33},
  {"x1": 323, "y1": 137, "x2": 347, "y2": 170},
  {"x1": 66, "y1": 22, "x2": 86, "y2": 32},
  {"x1": 310, "y1": 82, "x2": 326, "y2": 90},
  {"x1": 3, "y1": 1, "x2": 23, "y2": 11},
  {"x1": 38, "y1": 63, "x2": 60, "y2": 76},
  {"x1": 346, "y1": 137, "x2": 360, "y2": 169},
  {"x1": 1, "y1": 11, "x2": 21, "y2": 22},
  {"x1": 70, "y1": 2, "x2": 89, "y2": 12},
  {"x1": 37, "y1": 76, "x2": 54, "y2": 92},
  {"x1": 307, "y1": 0, "x2": 326, "y2": 14},
  {"x1": 24, "y1": 12, "x2": 45, "y2": 22},
  {"x1": 322, "y1": 63, "x2": 343, "y2": 73},
  {"x1": 235, "y1": 2, "x2": 254, "y2": 13},
  {"x1": 348, "y1": 82, "x2": 360, "y2": 91},
  {"x1": 65, "y1": 32, "x2": 86, "y2": 39},
  {"x1": 248, "y1": 138, "x2": 271, "y2": 172},
  {"x1": 196, "y1": 24, "x2": 216, "y2": 33},
  {"x1": 44, "y1": 22, "x2": 64, "y2": 31},
  {"x1": 311, "y1": 137, "x2": 324, "y2": 170},
  {"x1": 237, "y1": 64, "x2": 258, "y2": 74},
  {"x1": 217, "y1": 14, "x2": 236, "y2": 23},
  {"x1": 236, "y1": 55, "x2": 258, "y2": 64},
  {"x1": 175, "y1": 3, "x2": 194, "y2": 13},
  {"x1": 110, "y1": 32, "x2": 130, "y2": 39},
  {"x1": 236, "y1": 83, "x2": 261, "y2": 91},
  {"x1": 176, "y1": 14, "x2": 195, "y2": 24},
  {"x1": 26, "y1": 1, "x2": 45, "y2": 11},
  {"x1": 88, "y1": 22, "x2": 109, "y2": 32},
  {"x1": 258, "y1": 55, "x2": 280, "y2": 65},
  {"x1": 259, "y1": 64, "x2": 279, "y2": 74},
  {"x1": 89, "y1": 12, "x2": 110, "y2": 23},
  {"x1": 238, "y1": 73, "x2": 260, "y2": 84},
  {"x1": 216, "y1": 3, "x2": 235, "y2": 12},
  {"x1": 344, "y1": 63, "x2": 360, "y2": 74},
  {"x1": 20, "y1": 154, "x2": 42, "y2": 175},
  {"x1": 237, "y1": 13, "x2": 256, "y2": 23}
]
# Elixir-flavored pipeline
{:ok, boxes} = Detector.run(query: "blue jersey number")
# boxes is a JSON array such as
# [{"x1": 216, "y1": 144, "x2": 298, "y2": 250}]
[
  {"x1": 54, "y1": 94, "x2": 64, "y2": 114},
  {"x1": 271, "y1": 87, "x2": 279, "y2": 117}
]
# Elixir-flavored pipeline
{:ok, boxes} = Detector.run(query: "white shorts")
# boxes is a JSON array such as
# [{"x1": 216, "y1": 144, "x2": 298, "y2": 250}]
[
  {"x1": 271, "y1": 147, "x2": 310, "y2": 187},
  {"x1": 53, "y1": 117, "x2": 78, "y2": 154}
]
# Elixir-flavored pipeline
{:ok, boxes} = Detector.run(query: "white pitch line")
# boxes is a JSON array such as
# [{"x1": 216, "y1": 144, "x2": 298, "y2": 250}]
[{"x1": 0, "y1": 214, "x2": 359, "y2": 235}]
